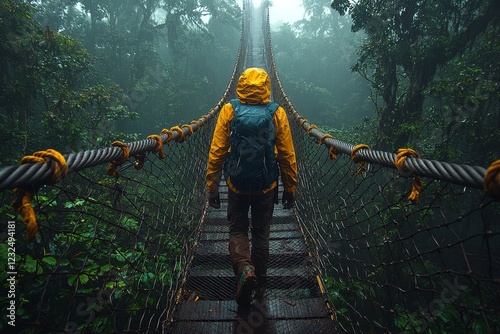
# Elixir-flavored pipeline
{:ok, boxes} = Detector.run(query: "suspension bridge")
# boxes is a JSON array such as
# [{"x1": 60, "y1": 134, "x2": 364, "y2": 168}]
[{"x1": 1, "y1": 1, "x2": 499, "y2": 333}]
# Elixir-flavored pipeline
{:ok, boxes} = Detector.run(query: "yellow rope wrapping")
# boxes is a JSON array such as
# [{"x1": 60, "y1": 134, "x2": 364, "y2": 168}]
[
  {"x1": 484, "y1": 159, "x2": 500, "y2": 201},
  {"x1": 351, "y1": 144, "x2": 370, "y2": 175},
  {"x1": 107, "y1": 141, "x2": 130, "y2": 178},
  {"x1": 160, "y1": 129, "x2": 174, "y2": 144},
  {"x1": 11, "y1": 149, "x2": 68, "y2": 241},
  {"x1": 395, "y1": 148, "x2": 422, "y2": 205},
  {"x1": 300, "y1": 118, "x2": 309, "y2": 126},
  {"x1": 306, "y1": 124, "x2": 318, "y2": 134},
  {"x1": 170, "y1": 126, "x2": 185, "y2": 142},
  {"x1": 181, "y1": 124, "x2": 194, "y2": 136},
  {"x1": 320, "y1": 134, "x2": 334, "y2": 144},
  {"x1": 319, "y1": 134, "x2": 338, "y2": 160},
  {"x1": 147, "y1": 134, "x2": 166, "y2": 159},
  {"x1": 11, "y1": 189, "x2": 36, "y2": 241}
]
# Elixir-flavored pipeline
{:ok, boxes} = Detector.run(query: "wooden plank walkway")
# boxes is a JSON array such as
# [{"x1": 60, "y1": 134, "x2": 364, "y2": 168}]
[{"x1": 167, "y1": 183, "x2": 341, "y2": 333}]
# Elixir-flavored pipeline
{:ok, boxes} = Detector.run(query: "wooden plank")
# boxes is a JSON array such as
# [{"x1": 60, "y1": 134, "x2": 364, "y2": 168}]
[
  {"x1": 266, "y1": 297, "x2": 332, "y2": 319},
  {"x1": 188, "y1": 267, "x2": 311, "y2": 279},
  {"x1": 203, "y1": 212, "x2": 296, "y2": 226},
  {"x1": 192, "y1": 252, "x2": 308, "y2": 267},
  {"x1": 203, "y1": 223, "x2": 301, "y2": 233},
  {"x1": 174, "y1": 297, "x2": 332, "y2": 322},
  {"x1": 169, "y1": 321, "x2": 232, "y2": 334},
  {"x1": 200, "y1": 230, "x2": 303, "y2": 241},
  {"x1": 195, "y1": 239, "x2": 307, "y2": 256},
  {"x1": 184, "y1": 275, "x2": 319, "y2": 300},
  {"x1": 169, "y1": 318, "x2": 341, "y2": 334}
]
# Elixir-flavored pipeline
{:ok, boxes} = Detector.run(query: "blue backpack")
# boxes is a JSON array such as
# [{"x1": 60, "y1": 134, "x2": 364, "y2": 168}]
[{"x1": 224, "y1": 99, "x2": 279, "y2": 191}]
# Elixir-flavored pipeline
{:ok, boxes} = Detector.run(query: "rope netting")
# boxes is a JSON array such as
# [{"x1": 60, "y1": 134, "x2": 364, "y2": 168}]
[
  {"x1": 0, "y1": 116, "x2": 219, "y2": 332},
  {"x1": 283, "y1": 120, "x2": 499, "y2": 333},
  {"x1": 1, "y1": 1, "x2": 499, "y2": 333}
]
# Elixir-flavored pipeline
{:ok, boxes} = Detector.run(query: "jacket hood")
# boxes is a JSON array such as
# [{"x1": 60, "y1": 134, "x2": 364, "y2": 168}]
[{"x1": 236, "y1": 68, "x2": 271, "y2": 104}]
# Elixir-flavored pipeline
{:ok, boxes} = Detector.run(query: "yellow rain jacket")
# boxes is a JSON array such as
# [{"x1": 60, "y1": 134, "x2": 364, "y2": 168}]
[{"x1": 206, "y1": 68, "x2": 297, "y2": 195}]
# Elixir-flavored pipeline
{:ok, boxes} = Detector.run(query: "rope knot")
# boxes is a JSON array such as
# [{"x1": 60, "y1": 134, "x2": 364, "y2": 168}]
[
  {"x1": 107, "y1": 141, "x2": 130, "y2": 177},
  {"x1": 319, "y1": 134, "x2": 338, "y2": 160},
  {"x1": 160, "y1": 129, "x2": 174, "y2": 144},
  {"x1": 484, "y1": 160, "x2": 500, "y2": 201},
  {"x1": 181, "y1": 124, "x2": 194, "y2": 136},
  {"x1": 147, "y1": 134, "x2": 165, "y2": 159},
  {"x1": 395, "y1": 148, "x2": 422, "y2": 205},
  {"x1": 351, "y1": 144, "x2": 370, "y2": 175},
  {"x1": 11, "y1": 148, "x2": 68, "y2": 242},
  {"x1": 170, "y1": 126, "x2": 186, "y2": 142},
  {"x1": 20, "y1": 149, "x2": 68, "y2": 184},
  {"x1": 306, "y1": 124, "x2": 318, "y2": 134}
]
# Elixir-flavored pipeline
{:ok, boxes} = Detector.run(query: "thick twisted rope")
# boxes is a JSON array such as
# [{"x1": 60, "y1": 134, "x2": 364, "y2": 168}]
[
  {"x1": 11, "y1": 149, "x2": 68, "y2": 241},
  {"x1": 0, "y1": 107, "x2": 222, "y2": 191}
]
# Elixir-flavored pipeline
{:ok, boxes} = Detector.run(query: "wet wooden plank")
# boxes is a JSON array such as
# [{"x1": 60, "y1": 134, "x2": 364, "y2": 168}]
[
  {"x1": 174, "y1": 297, "x2": 332, "y2": 321},
  {"x1": 188, "y1": 267, "x2": 311, "y2": 279},
  {"x1": 200, "y1": 230, "x2": 303, "y2": 241},
  {"x1": 203, "y1": 223, "x2": 301, "y2": 233},
  {"x1": 169, "y1": 321, "x2": 232, "y2": 334},
  {"x1": 195, "y1": 239, "x2": 307, "y2": 256},
  {"x1": 204, "y1": 209, "x2": 295, "y2": 225},
  {"x1": 192, "y1": 252, "x2": 308, "y2": 267},
  {"x1": 185, "y1": 268, "x2": 318, "y2": 300},
  {"x1": 170, "y1": 318, "x2": 341, "y2": 334}
]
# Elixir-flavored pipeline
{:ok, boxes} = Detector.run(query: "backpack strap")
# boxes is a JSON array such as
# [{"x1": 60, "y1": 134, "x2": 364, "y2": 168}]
[
  {"x1": 267, "y1": 102, "x2": 279, "y2": 115},
  {"x1": 230, "y1": 99, "x2": 241, "y2": 115},
  {"x1": 230, "y1": 99, "x2": 279, "y2": 115}
]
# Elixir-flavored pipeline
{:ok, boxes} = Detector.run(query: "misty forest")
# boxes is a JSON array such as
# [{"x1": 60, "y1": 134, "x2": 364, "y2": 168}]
[{"x1": 0, "y1": 0, "x2": 499, "y2": 333}]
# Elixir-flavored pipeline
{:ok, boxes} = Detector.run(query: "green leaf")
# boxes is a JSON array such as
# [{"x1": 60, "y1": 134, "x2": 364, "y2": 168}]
[
  {"x1": 68, "y1": 274, "x2": 78, "y2": 286},
  {"x1": 79, "y1": 274, "x2": 89, "y2": 284},
  {"x1": 23, "y1": 258, "x2": 41, "y2": 274},
  {"x1": 100, "y1": 264, "x2": 111, "y2": 273},
  {"x1": 42, "y1": 256, "x2": 57, "y2": 267}
]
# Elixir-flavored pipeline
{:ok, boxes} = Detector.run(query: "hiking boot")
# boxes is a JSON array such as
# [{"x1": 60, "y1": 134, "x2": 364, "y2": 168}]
[{"x1": 236, "y1": 265, "x2": 257, "y2": 305}]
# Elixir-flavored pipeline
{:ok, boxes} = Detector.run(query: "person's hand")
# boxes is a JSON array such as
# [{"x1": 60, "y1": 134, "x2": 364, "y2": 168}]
[
  {"x1": 208, "y1": 191, "x2": 221, "y2": 208},
  {"x1": 282, "y1": 191, "x2": 294, "y2": 209}
]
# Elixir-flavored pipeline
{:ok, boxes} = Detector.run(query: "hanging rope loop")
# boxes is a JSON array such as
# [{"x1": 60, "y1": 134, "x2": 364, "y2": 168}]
[
  {"x1": 395, "y1": 148, "x2": 422, "y2": 204},
  {"x1": 319, "y1": 134, "x2": 338, "y2": 160},
  {"x1": 160, "y1": 128, "x2": 174, "y2": 144},
  {"x1": 107, "y1": 141, "x2": 130, "y2": 178},
  {"x1": 147, "y1": 134, "x2": 166, "y2": 159},
  {"x1": 306, "y1": 124, "x2": 318, "y2": 134},
  {"x1": 395, "y1": 148, "x2": 420, "y2": 177},
  {"x1": 351, "y1": 144, "x2": 370, "y2": 175},
  {"x1": 11, "y1": 148, "x2": 67, "y2": 242},
  {"x1": 170, "y1": 126, "x2": 186, "y2": 142}
]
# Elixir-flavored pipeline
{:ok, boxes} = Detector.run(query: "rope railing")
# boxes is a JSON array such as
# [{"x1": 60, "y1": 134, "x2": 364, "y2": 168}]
[
  {"x1": 269, "y1": 58, "x2": 495, "y2": 196},
  {"x1": 0, "y1": 1, "x2": 498, "y2": 334},
  {"x1": 263, "y1": 4, "x2": 499, "y2": 333}
]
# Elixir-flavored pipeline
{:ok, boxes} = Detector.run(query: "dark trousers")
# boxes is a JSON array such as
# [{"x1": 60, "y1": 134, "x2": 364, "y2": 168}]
[{"x1": 227, "y1": 188, "x2": 274, "y2": 283}]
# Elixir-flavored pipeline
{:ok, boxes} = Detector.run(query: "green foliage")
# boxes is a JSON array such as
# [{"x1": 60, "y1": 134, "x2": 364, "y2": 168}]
[
  {"x1": 1, "y1": 177, "x2": 189, "y2": 332},
  {"x1": 394, "y1": 284, "x2": 500, "y2": 334},
  {"x1": 331, "y1": 0, "x2": 500, "y2": 153},
  {"x1": 0, "y1": 1, "x2": 138, "y2": 165},
  {"x1": 272, "y1": 6, "x2": 372, "y2": 129}
]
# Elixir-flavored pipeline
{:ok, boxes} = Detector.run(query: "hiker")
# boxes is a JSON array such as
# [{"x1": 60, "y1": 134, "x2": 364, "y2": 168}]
[{"x1": 206, "y1": 67, "x2": 297, "y2": 305}]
